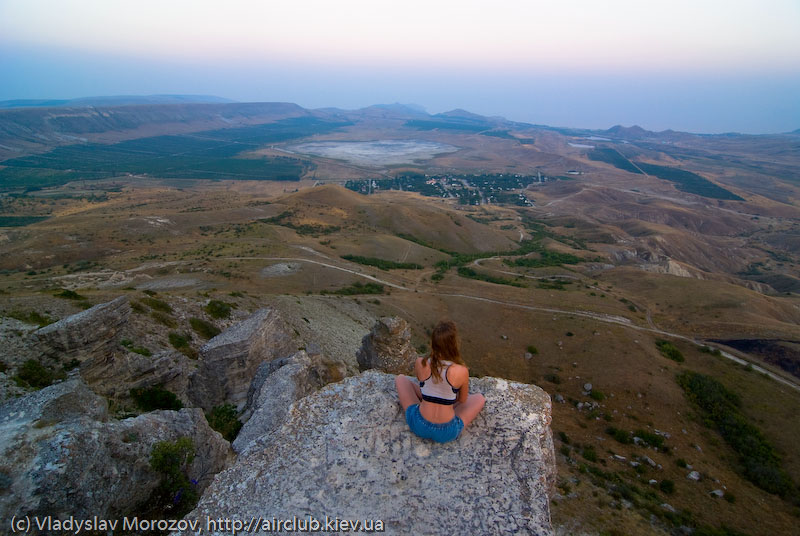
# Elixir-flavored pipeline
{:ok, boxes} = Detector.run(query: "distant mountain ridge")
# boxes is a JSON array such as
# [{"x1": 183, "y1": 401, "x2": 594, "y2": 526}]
[{"x1": 0, "y1": 94, "x2": 235, "y2": 109}]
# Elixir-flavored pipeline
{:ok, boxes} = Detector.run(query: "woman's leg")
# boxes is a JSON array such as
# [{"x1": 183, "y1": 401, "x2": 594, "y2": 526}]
[
  {"x1": 455, "y1": 393, "x2": 486, "y2": 428},
  {"x1": 395, "y1": 375, "x2": 421, "y2": 410}
]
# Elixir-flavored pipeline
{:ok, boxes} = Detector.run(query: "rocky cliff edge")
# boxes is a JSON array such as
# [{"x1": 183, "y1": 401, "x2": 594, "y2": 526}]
[{"x1": 180, "y1": 370, "x2": 555, "y2": 536}]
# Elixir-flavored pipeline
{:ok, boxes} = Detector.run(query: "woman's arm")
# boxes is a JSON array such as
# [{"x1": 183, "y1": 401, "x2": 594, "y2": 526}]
[
  {"x1": 414, "y1": 356, "x2": 425, "y2": 380},
  {"x1": 449, "y1": 364, "x2": 470, "y2": 404}
]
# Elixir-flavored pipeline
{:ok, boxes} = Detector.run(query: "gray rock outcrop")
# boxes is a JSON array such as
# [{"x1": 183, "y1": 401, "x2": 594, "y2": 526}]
[
  {"x1": 356, "y1": 316, "x2": 417, "y2": 374},
  {"x1": 81, "y1": 348, "x2": 193, "y2": 401},
  {"x1": 0, "y1": 376, "x2": 232, "y2": 522},
  {"x1": 233, "y1": 349, "x2": 347, "y2": 453},
  {"x1": 32, "y1": 296, "x2": 130, "y2": 361},
  {"x1": 181, "y1": 371, "x2": 555, "y2": 535},
  {"x1": 189, "y1": 308, "x2": 296, "y2": 410}
]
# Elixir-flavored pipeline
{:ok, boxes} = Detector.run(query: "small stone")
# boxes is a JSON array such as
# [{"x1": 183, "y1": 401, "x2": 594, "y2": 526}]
[
  {"x1": 710, "y1": 489, "x2": 724, "y2": 498},
  {"x1": 630, "y1": 461, "x2": 640, "y2": 468},
  {"x1": 643, "y1": 456, "x2": 657, "y2": 468},
  {"x1": 583, "y1": 383, "x2": 592, "y2": 392},
  {"x1": 687, "y1": 471, "x2": 701, "y2": 481},
  {"x1": 554, "y1": 394, "x2": 565, "y2": 404},
  {"x1": 613, "y1": 455, "x2": 626, "y2": 462},
  {"x1": 661, "y1": 503, "x2": 676, "y2": 513},
  {"x1": 501, "y1": 335, "x2": 508, "y2": 340},
  {"x1": 648, "y1": 479, "x2": 658, "y2": 485},
  {"x1": 524, "y1": 352, "x2": 533, "y2": 360}
]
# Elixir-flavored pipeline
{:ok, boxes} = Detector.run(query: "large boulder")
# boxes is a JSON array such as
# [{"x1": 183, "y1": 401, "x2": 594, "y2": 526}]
[
  {"x1": 32, "y1": 296, "x2": 130, "y2": 361},
  {"x1": 0, "y1": 376, "x2": 232, "y2": 523},
  {"x1": 188, "y1": 308, "x2": 296, "y2": 410},
  {"x1": 181, "y1": 371, "x2": 555, "y2": 536},
  {"x1": 80, "y1": 348, "x2": 193, "y2": 401},
  {"x1": 233, "y1": 350, "x2": 347, "y2": 453},
  {"x1": 356, "y1": 316, "x2": 417, "y2": 374}
]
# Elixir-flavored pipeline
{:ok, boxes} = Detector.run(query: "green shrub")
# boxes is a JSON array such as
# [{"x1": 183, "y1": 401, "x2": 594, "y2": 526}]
[
  {"x1": 676, "y1": 458, "x2": 688, "y2": 468},
  {"x1": 149, "y1": 437, "x2": 198, "y2": 517},
  {"x1": 0, "y1": 360, "x2": 7, "y2": 373},
  {"x1": 168, "y1": 332, "x2": 190, "y2": 349},
  {"x1": 340, "y1": 255, "x2": 422, "y2": 270},
  {"x1": 190, "y1": 317, "x2": 220, "y2": 339},
  {"x1": 205, "y1": 299, "x2": 232, "y2": 319},
  {"x1": 7, "y1": 310, "x2": 54, "y2": 327},
  {"x1": 606, "y1": 426, "x2": 632, "y2": 444},
  {"x1": 656, "y1": 339, "x2": 684, "y2": 362},
  {"x1": 130, "y1": 300, "x2": 147, "y2": 314},
  {"x1": 699, "y1": 345, "x2": 722, "y2": 356},
  {"x1": 558, "y1": 431, "x2": 570, "y2": 444},
  {"x1": 14, "y1": 359, "x2": 63, "y2": 389},
  {"x1": 544, "y1": 373, "x2": 562, "y2": 384},
  {"x1": 677, "y1": 370, "x2": 796, "y2": 497},
  {"x1": 659, "y1": 479, "x2": 675, "y2": 494},
  {"x1": 54, "y1": 288, "x2": 85, "y2": 300},
  {"x1": 141, "y1": 297, "x2": 172, "y2": 313},
  {"x1": 130, "y1": 386, "x2": 183, "y2": 412},
  {"x1": 527, "y1": 345, "x2": 539, "y2": 355},
  {"x1": 590, "y1": 390, "x2": 605, "y2": 401},
  {"x1": 321, "y1": 282, "x2": 385, "y2": 296},
  {"x1": 206, "y1": 404, "x2": 243, "y2": 441},
  {"x1": 634, "y1": 429, "x2": 665, "y2": 449},
  {"x1": 151, "y1": 310, "x2": 177, "y2": 328},
  {"x1": 582, "y1": 445, "x2": 598, "y2": 462}
]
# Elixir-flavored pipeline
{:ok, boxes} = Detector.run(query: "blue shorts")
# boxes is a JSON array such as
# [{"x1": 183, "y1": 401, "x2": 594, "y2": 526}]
[{"x1": 405, "y1": 404, "x2": 464, "y2": 443}]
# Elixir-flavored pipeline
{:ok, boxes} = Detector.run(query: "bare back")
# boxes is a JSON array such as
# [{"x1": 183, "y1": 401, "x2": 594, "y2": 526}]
[{"x1": 415, "y1": 357, "x2": 469, "y2": 423}]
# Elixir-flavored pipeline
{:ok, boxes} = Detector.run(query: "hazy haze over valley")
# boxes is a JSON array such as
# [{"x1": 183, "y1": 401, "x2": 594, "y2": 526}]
[{"x1": 1, "y1": 2, "x2": 800, "y2": 536}]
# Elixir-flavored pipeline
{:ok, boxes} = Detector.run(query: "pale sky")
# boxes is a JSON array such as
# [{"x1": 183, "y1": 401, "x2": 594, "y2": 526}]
[{"x1": 1, "y1": 0, "x2": 799, "y2": 133}]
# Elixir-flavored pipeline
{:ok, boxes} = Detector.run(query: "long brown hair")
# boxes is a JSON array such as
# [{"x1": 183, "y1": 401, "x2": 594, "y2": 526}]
[{"x1": 424, "y1": 320, "x2": 464, "y2": 381}]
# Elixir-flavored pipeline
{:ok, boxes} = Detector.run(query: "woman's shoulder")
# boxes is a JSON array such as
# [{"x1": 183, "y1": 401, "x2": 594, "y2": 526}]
[{"x1": 446, "y1": 362, "x2": 469, "y2": 383}]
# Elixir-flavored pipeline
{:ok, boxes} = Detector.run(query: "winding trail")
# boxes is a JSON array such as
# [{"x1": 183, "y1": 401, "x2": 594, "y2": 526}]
[{"x1": 230, "y1": 253, "x2": 800, "y2": 392}]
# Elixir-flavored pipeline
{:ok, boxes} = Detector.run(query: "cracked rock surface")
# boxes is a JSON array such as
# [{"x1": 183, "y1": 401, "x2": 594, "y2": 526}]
[{"x1": 181, "y1": 371, "x2": 555, "y2": 536}]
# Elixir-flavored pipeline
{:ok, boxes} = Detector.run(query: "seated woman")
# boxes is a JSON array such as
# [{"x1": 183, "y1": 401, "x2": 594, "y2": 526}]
[{"x1": 395, "y1": 320, "x2": 486, "y2": 443}]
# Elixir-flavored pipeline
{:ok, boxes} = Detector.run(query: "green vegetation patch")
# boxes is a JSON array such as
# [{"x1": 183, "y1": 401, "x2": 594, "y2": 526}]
[
  {"x1": 206, "y1": 404, "x2": 243, "y2": 442},
  {"x1": 505, "y1": 248, "x2": 583, "y2": 268},
  {"x1": 0, "y1": 216, "x2": 49, "y2": 227},
  {"x1": 340, "y1": 255, "x2": 422, "y2": 270},
  {"x1": 141, "y1": 297, "x2": 172, "y2": 313},
  {"x1": 6, "y1": 310, "x2": 54, "y2": 327},
  {"x1": 205, "y1": 299, "x2": 232, "y2": 319},
  {"x1": 190, "y1": 317, "x2": 220, "y2": 339},
  {"x1": 457, "y1": 266, "x2": 525, "y2": 287},
  {"x1": 14, "y1": 359, "x2": 64, "y2": 389},
  {"x1": 676, "y1": 370, "x2": 796, "y2": 498},
  {"x1": 635, "y1": 162, "x2": 744, "y2": 201},
  {"x1": 588, "y1": 148, "x2": 643, "y2": 174},
  {"x1": 53, "y1": 288, "x2": 85, "y2": 300},
  {"x1": 322, "y1": 281, "x2": 385, "y2": 296},
  {"x1": 130, "y1": 386, "x2": 183, "y2": 412},
  {"x1": 148, "y1": 437, "x2": 198, "y2": 517},
  {"x1": 0, "y1": 117, "x2": 348, "y2": 189},
  {"x1": 656, "y1": 339, "x2": 685, "y2": 362}
]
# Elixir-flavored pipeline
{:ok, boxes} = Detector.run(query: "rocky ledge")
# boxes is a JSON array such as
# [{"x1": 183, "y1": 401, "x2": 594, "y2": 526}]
[{"x1": 180, "y1": 371, "x2": 555, "y2": 536}]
